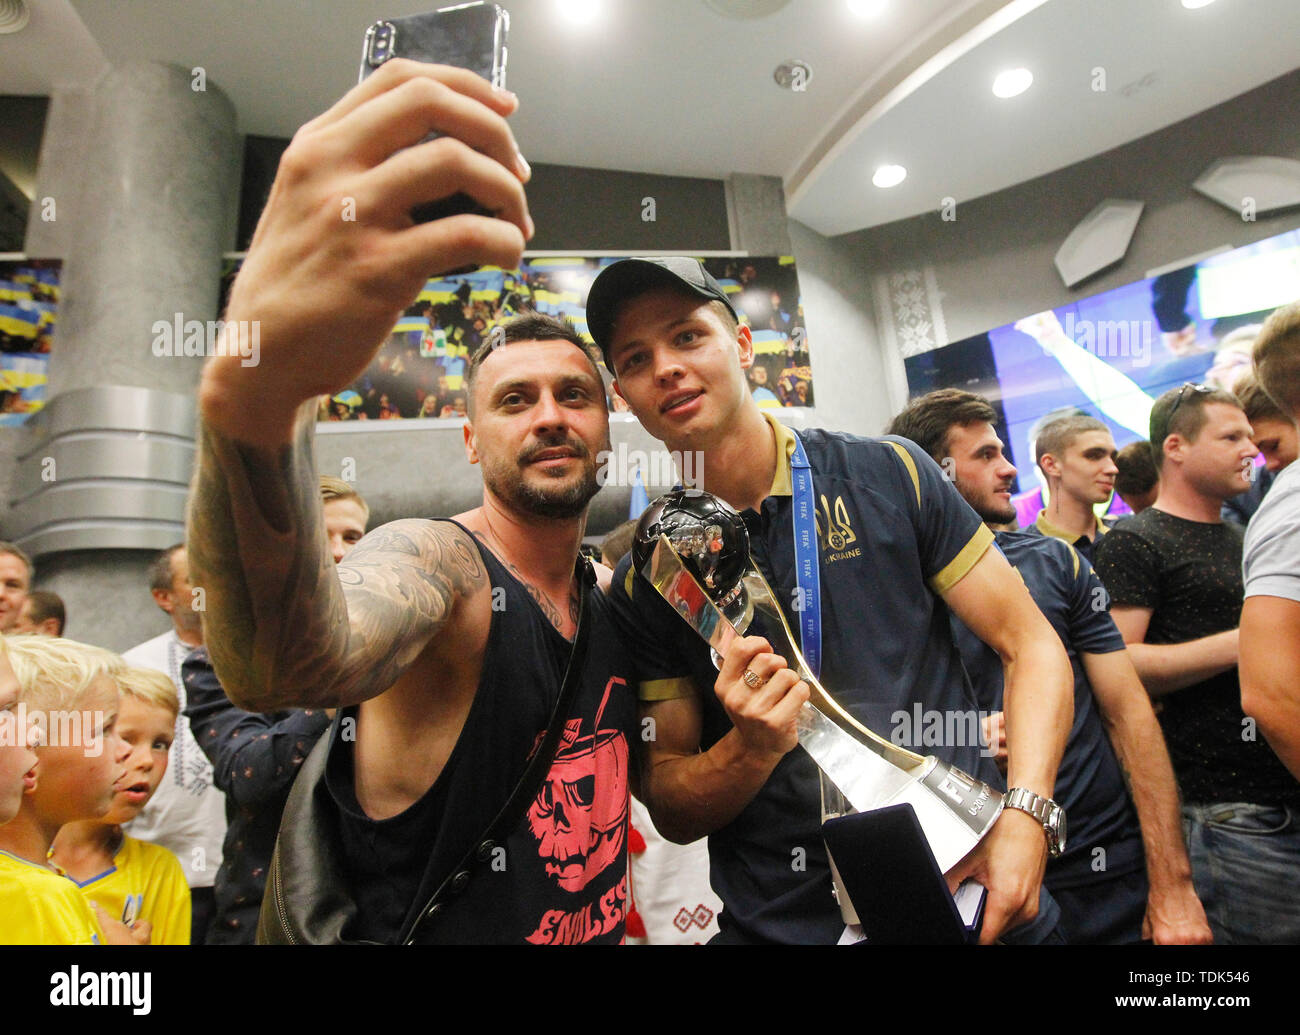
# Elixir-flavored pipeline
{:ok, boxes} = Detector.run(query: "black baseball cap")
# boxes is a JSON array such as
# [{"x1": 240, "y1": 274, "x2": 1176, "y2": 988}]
[{"x1": 584, "y1": 257, "x2": 739, "y2": 371}]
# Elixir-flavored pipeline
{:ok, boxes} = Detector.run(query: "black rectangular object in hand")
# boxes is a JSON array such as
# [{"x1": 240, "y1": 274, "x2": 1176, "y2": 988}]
[{"x1": 821, "y1": 804, "x2": 977, "y2": 945}]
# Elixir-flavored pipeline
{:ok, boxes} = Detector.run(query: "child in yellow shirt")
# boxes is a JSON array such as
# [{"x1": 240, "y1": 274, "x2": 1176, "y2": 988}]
[
  {"x1": 0, "y1": 635, "x2": 141, "y2": 945},
  {"x1": 0, "y1": 635, "x2": 38, "y2": 827},
  {"x1": 51, "y1": 667, "x2": 191, "y2": 944}
]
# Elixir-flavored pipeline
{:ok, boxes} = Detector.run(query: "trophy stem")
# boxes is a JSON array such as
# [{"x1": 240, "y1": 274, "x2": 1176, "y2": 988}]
[{"x1": 644, "y1": 535, "x2": 1003, "y2": 872}]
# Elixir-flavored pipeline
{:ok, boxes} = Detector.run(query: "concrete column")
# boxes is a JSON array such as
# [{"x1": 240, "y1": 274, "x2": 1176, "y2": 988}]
[
  {"x1": 725, "y1": 173, "x2": 794, "y2": 255},
  {"x1": 8, "y1": 62, "x2": 238, "y2": 651}
]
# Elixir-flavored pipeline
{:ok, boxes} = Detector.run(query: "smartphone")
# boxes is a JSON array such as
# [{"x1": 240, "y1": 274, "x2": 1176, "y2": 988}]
[{"x1": 360, "y1": 3, "x2": 510, "y2": 223}]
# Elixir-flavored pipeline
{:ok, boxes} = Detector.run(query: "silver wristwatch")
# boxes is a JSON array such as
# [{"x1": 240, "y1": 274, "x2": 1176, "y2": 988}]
[{"x1": 1003, "y1": 787, "x2": 1067, "y2": 858}]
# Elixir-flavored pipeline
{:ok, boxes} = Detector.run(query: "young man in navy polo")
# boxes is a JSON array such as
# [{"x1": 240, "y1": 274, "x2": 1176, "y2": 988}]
[
  {"x1": 587, "y1": 257, "x2": 1074, "y2": 944},
  {"x1": 1030, "y1": 415, "x2": 1120, "y2": 565},
  {"x1": 889, "y1": 388, "x2": 1211, "y2": 944}
]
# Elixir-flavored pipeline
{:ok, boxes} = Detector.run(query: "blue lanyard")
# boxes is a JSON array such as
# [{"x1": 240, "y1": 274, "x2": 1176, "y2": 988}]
[{"x1": 790, "y1": 432, "x2": 821, "y2": 679}]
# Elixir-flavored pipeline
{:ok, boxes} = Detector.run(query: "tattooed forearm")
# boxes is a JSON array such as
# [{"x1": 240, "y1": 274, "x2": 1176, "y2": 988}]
[{"x1": 187, "y1": 406, "x2": 484, "y2": 711}]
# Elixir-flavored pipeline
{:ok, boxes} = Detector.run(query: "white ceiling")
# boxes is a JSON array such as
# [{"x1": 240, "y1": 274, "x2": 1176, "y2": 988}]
[{"x1": 1, "y1": 0, "x2": 1298, "y2": 236}]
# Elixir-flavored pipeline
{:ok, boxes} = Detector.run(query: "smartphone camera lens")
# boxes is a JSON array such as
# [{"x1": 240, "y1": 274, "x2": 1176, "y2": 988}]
[{"x1": 367, "y1": 22, "x2": 396, "y2": 67}]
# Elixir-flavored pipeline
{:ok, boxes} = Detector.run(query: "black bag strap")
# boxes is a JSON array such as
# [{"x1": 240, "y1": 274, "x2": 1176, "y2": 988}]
[{"x1": 398, "y1": 555, "x2": 596, "y2": 943}]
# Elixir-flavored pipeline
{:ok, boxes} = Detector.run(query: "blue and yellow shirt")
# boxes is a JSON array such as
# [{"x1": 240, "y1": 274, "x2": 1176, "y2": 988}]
[
  {"x1": 0, "y1": 849, "x2": 103, "y2": 945},
  {"x1": 950, "y1": 530, "x2": 1142, "y2": 889},
  {"x1": 64, "y1": 836, "x2": 191, "y2": 945},
  {"x1": 610, "y1": 413, "x2": 996, "y2": 944},
  {"x1": 1029, "y1": 508, "x2": 1113, "y2": 566}
]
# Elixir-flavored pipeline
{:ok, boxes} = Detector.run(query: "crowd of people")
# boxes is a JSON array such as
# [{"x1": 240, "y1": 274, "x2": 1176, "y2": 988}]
[{"x1": 2, "y1": 60, "x2": 1297, "y2": 947}]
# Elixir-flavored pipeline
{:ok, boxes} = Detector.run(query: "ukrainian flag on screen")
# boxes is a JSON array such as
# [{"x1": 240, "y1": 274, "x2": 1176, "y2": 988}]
[{"x1": 0, "y1": 303, "x2": 41, "y2": 342}]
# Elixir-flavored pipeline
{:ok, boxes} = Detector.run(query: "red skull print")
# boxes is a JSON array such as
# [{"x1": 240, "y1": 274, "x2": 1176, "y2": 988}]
[{"x1": 527, "y1": 714, "x2": 629, "y2": 893}]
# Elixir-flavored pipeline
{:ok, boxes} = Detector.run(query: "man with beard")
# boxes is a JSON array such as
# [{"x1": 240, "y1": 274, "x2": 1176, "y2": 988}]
[
  {"x1": 889, "y1": 390, "x2": 1210, "y2": 944},
  {"x1": 186, "y1": 62, "x2": 634, "y2": 943}
]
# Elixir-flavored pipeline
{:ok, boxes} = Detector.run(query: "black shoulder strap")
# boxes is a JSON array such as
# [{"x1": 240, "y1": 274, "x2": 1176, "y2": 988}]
[{"x1": 397, "y1": 555, "x2": 597, "y2": 944}]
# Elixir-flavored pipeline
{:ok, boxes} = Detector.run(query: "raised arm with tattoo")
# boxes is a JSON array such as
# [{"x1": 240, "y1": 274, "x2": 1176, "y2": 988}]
[{"x1": 187, "y1": 60, "x2": 531, "y2": 711}]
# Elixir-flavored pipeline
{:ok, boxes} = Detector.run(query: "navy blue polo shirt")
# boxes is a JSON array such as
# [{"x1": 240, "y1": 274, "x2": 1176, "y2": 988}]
[
  {"x1": 951, "y1": 530, "x2": 1142, "y2": 889},
  {"x1": 609, "y1": 414, "x2": 997, "y2": 944},
  {"x1": 1028, "y1": 510, "x2": 1115, "y2": 567}
]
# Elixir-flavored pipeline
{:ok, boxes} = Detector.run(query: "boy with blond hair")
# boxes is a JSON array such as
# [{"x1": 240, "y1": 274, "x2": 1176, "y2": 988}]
[
  {"x1": 0, "y1": 637, "x2": 40, "y2": 826},
  {"x1": 0, "y1": 635, "x2": 141, "y2": 944},
  {"x1": 50, "y1": 666, "x2": 192, "y2": 944}
]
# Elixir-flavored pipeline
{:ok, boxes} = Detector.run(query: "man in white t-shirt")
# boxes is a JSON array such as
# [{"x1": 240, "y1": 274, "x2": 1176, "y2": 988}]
[
  {"x1": 1241, "y1": 303, "x2": 1300, "y2": 781},
  {"x1": 122, "y1": 543, "x2": 226, "y2": 943}
]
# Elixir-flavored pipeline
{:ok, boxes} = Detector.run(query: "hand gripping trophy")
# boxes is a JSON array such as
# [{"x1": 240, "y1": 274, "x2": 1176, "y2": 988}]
[{"x1": 633, "y1": 489, "x2": 1004, "y2": 877}]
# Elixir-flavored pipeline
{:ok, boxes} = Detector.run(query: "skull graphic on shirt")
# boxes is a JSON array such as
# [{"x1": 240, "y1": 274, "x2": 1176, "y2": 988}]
[{"x1": 527, "y1": 721, "x2": 629, "y2": 893}]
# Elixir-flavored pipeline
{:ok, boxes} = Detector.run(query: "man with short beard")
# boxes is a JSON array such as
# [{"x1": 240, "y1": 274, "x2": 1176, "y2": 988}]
[
  {"x1": 186, "y1": 63, "x2": 638, "y2": 944},
  {"x1": 890, "y1": 390, "x2": 1209, "y2": 944},
  {"x1": 192, "y1": 305, "x2": 634, "y2": 943}
]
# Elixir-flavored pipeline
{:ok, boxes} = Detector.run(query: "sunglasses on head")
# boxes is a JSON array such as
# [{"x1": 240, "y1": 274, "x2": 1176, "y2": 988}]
[{"x1": 1160, "y1": 382, "x2": 1215, "y2": 439}]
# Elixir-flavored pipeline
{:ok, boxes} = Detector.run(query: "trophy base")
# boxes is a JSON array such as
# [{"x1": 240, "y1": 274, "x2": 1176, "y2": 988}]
[{"x1": 822, "y1": 805, "x2": 987, "y2": 945}]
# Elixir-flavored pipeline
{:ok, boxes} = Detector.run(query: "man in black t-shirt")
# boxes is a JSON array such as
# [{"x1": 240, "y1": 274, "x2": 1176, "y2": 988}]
[
  {"x1": 890, "y1": 389, "x2": 1209, "y2": 944},
  {"x1": 1095, "y1": 384, "x2": 1300, "y2": 944},
  {"x1": 585, "y1": 257, "x2": 1075, "y2": 945}
]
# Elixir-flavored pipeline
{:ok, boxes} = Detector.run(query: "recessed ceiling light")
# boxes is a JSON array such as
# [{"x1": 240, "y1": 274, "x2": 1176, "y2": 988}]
[
  {"x1": 557, "y1": 0, "x2": 600, "y2": 25},
  {"x1": 992, "y1": 67, "x2": 1033, "y2": 98},
  {"x1": 1181, "y1": 0, "x2": 1216, "y2": 8},
  {"x1": 0, "y1": 0, "x2": 30, "y2": 34},
  {"x1": 873, "y1": 164, "x2": 906, "y2": 189},
  {"x1": 847, "y1": 0, "x2": 887, "y2": 16}
]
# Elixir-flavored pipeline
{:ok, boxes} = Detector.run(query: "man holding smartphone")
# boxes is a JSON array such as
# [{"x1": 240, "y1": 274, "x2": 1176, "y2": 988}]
[{"x1": 187, "y1": 61, "x2": 639, "y2": 944}]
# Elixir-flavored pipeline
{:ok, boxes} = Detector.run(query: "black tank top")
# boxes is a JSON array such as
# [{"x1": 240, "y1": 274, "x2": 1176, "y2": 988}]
[{"x1": 325, "y1": 521, "x2": 637, "y2": 943}]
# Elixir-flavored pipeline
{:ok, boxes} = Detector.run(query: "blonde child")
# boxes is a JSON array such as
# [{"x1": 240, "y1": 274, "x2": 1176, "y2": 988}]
[
  {"x1": 50, "y1": 666, "x2": 192, "y2": 944},
  {"x1": 0, "y1": 635, "x2": 140, "y2": 944},
  {"x1": 0, "y1": 637, "x2": 40, "y2": 826}
]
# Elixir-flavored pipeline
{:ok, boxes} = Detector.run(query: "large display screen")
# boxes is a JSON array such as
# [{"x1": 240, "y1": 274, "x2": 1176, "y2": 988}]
[{"x1": 904, "y1": 228, "x2": 1300, "y2": 524}]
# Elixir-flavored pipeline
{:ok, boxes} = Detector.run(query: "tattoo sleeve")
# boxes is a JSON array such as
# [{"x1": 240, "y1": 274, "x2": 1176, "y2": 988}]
[{"x1": 186, "y1": 404, "x2": 485, "y2": 711}]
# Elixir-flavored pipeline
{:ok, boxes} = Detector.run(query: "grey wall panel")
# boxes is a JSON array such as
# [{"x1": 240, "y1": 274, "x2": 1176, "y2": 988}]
[{"x1": 4, "y1": 386, "x2": 196, "y2": 559}]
